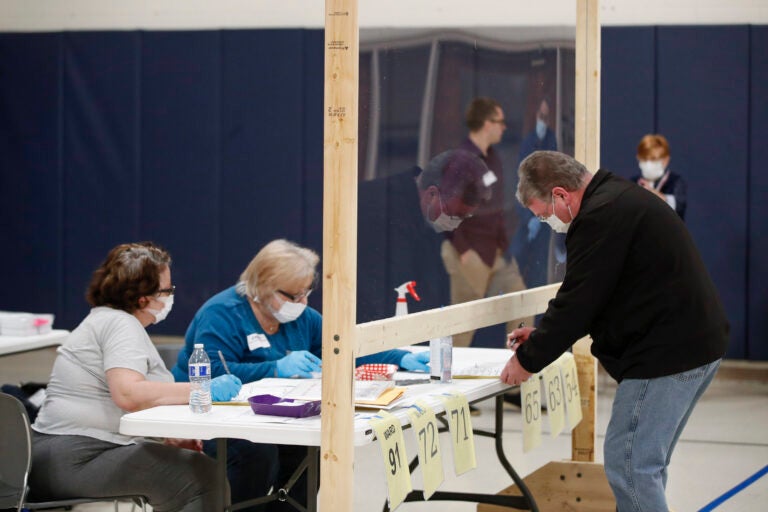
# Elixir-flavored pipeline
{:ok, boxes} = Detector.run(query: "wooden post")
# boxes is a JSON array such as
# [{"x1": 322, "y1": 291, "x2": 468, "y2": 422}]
[
  {"x1": 320, "y1": 1, "x2": 358, "y2": 511},
  {"x1": 572, "y1": 0, "x2": 600, "y2": 462}
]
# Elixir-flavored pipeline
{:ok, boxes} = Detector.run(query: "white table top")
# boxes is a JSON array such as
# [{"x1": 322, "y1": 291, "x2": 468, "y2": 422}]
[
  {"x1": 0, "y1": 329, "x2": 68, "y2": 356},
  {"x1": 120, "y1": 348, "x2": 515, "y2": 447}
]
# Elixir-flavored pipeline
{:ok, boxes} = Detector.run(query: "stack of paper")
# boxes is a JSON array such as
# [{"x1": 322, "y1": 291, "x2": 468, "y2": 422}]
[
  {"x1": 286, "y1": 380, "x2": 405, "y2": 408},
  {"x1": 227, "y1": 378, "x2": 405, "y2": 409}
]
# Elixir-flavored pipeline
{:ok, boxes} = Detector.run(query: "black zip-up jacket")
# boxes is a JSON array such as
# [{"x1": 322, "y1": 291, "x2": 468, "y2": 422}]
[{"x1": 516, "y1": 170, "x2": 729, "y2": 381}]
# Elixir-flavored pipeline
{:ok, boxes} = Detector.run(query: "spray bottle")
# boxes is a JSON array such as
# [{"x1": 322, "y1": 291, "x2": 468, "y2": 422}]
[{"x1": 394, "y1": 281, "x2": 420, "y2": 317}]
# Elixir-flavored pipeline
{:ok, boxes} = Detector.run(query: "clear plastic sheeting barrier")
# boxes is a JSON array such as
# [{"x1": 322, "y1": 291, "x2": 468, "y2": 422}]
[{"x1": 356, "y1": 30, "x2": 575, "y2": 348}]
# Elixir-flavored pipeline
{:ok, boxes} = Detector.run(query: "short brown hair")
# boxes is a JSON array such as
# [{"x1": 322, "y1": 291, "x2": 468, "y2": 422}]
[
  {"x1": 466, "y1": 97, "x2": 501, "y2": 132},
  {"x1": 637, "y1": 134, "x2": 670, "y2": 160},
  {"x1": 86, "y1": 242, "x2": 171, "y2": 313}
]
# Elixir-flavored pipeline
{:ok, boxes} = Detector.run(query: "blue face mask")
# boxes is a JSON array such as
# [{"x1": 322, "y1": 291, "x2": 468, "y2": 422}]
[{"x1": 536, "y1": 118, "x2": 547, "y2": 140}]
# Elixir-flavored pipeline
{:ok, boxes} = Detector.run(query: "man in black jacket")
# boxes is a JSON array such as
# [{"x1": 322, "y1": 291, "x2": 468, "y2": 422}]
[{"x1": 501, "y1": 151, "x2": 728, "y2": 512}]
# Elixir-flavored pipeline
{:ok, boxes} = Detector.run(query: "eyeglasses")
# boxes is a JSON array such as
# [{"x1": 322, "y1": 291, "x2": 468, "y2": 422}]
[
  {"x1": 489, "y1": 118, "x2": 507, "y2": 126},
  {"x1": 277, "y1": 288, "x2": 313, "y2": 302},
  {"x1": 157, "y1": 285, "x2": 176, "y2": 296}
]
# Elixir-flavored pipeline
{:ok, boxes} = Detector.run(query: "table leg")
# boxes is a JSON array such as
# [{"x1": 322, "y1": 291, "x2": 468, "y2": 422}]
[
  {"x1": 494, "y1": 394, "x2": 539, "y2": 511},
  {"x1": 306, "y1": 447, "x2": 319, "y2": 512},
  {"x1": 217, "y1": 438, "x2": 231, "y2": 512}
]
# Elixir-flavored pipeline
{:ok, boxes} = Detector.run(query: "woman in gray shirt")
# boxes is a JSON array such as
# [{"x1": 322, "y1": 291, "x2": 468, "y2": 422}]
[{"x1": 31, "y1": 242, "x2": 241, "y2": 512}]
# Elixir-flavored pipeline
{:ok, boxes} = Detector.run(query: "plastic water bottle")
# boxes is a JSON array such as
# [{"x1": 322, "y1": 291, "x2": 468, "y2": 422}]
[
  {"x1": 189, "y1": 343, "x2": 212, "y2": 413},
  {"x1": 429, "y1": 335, "x2": 453, "y2": 383}
]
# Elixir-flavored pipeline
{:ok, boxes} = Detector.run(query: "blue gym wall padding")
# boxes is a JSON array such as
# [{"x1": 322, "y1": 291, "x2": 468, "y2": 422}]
[
  {"x1": 0, "y1": 33, "x2": 63, "y2": 316},
  {"x1": 656, "y1": 26, "x2": 750, "y2": 358},
  {"x1": 600, "y1": 26, "x2": 656, "y2": 177},
  {"x1": 748, "y1": 26, "x2": 768, "y2": 360},
  {"x1": 0, "y1": 27, "x2": 764, "y2": 358}
]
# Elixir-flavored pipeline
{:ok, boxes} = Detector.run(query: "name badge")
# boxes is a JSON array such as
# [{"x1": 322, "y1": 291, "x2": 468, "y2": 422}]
[{"x1": 247, "y1": 333, "x2": 271, "y2": 351}]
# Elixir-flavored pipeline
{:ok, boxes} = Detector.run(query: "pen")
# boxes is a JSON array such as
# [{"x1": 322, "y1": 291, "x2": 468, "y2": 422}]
[
  {"x1": 218, "y1": 350, "x2": 232, "y2": 375},
  {"x1": 507, "y1": 321, "x2": 525, "y2": 351}
]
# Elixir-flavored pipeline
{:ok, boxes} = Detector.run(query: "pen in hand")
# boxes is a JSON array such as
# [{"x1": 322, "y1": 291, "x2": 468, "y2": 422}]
[
  {"x1": 507, "y1": 321, "x2": 525, "y2": 351},
  {"x1": 218, "y1": 350, "x2": 232, "y2": 375}
]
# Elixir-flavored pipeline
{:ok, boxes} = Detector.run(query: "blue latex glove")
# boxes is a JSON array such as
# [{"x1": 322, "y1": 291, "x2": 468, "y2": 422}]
[
  {"x1": 210, "y1": 374, "x2": 242, "y2": 401},
  {"x1": 399, "y1": 351, "x2": 430, "y2": 372},
  {"x1": 276, "y1": 350, "x2": 322, "y2": 378}
]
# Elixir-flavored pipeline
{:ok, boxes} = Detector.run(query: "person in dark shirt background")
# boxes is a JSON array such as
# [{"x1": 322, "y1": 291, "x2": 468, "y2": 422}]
[
  {"x1": 509, "y1": 97, "x2": 565, "y2": 291},
  {"x1": 442, "y1": 97, "x2": 532, "y2": 348}
]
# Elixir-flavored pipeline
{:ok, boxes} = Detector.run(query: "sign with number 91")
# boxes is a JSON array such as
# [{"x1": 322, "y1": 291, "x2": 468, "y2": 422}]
[{"x1": 369, "y1": 411, "x2": 412, "y2": 509}]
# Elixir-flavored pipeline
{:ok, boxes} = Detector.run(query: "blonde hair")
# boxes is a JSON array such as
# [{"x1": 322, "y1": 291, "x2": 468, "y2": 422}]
[{"x1": 237, "y1": 239, "x2": 319, "y2": 301}]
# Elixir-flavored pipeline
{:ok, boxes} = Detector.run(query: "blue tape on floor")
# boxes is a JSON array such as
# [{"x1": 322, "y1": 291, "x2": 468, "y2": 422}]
[{"x1": 698, "y1": 464, "x2": 768, "y2": 511}]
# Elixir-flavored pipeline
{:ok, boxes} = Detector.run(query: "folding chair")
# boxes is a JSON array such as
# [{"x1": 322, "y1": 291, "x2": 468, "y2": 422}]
[{"x1": 0, "y1": 392, "x2": 147, "y2": 512}]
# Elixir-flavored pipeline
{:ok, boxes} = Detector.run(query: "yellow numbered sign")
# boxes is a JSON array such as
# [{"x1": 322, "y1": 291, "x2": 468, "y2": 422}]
[
  {"x1": 406, "y1": 400, "x2": 444, "y2": 499},
  {"x1": 559, "y1": 352, "x2": 583, "y2": 428},
  {"x1": 542, "y1": 363, "x2": 566, "y2": 437},
  {"x1": 440, "y1": 392, "x2": 477, "y2": 475},
  {"x1": 369, "y1": 411, "x2": 412, "y2": 510},
  {"x1": 521, "y1": 376, "x2": 542, "y2": 452}
]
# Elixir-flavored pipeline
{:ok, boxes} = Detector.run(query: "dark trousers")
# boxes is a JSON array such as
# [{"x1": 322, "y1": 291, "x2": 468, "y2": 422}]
[{"x1": 203, "y1": 440, "x2": 310, "y2": 512}]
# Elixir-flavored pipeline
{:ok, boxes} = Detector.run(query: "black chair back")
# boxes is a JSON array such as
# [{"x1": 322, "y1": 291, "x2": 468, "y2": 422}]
[{"x1": 0, "y1": 392, "x2": 32, "y2": 510}]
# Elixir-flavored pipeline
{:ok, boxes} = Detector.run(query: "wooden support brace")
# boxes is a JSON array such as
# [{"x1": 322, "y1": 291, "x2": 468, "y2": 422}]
[
  {"x1": 477, "y1": 461, "x2": 615, "y2": 512},
  {"x1": 571, "y1": 0, "x2": 600, "y2": 464},
  {"x1": 320, "y1": 1, "x2": 358, "y2": 511}
]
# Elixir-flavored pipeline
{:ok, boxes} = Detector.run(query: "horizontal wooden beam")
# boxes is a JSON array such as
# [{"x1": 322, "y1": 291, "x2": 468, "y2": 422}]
[{"x1": 356, "y1": 283, "x2": 560, "y2": 357}]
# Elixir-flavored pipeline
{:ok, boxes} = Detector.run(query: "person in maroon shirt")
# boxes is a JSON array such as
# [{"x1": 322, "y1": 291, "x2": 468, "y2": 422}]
[{"x1": 442, "y1": 97, "x2": 533, "y2": 347}]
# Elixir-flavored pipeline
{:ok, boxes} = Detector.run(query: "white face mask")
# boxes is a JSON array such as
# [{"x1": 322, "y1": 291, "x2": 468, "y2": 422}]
[
  {"x1": 543, "y1": 214, "x2": 570, "y2": 234},
  {"x1": 536, "y1": 118, "x2": 547, "y2": 140},
  {"x1": 431, "y1": 211, "x2": 463, "y2": 233},
  {"x1": 147, "y1": 295, "x2": 174, "y2": 324},
  {"x1": 542, "y1": 192, "x2": 573, "y2": 234},
  {"x1": 269, "y1": 297, "x2": 306, "y2": 323},
  {"x1": 429, "y1": 194, "x2": 464, "y2": 233},
  {"x1": 639, "y1": 160, "x2": 665, "y2": 181}
]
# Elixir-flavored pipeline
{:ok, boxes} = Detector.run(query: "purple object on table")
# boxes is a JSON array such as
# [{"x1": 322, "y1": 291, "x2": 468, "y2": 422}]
[{"x1": 247, "y1": 394, "x2": 321, "y2": 418}]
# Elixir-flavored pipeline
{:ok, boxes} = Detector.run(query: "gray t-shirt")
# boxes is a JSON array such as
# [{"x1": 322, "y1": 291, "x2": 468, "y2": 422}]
[{"x1": 33, "y1": 306, "x2": 173, "y2": 445}]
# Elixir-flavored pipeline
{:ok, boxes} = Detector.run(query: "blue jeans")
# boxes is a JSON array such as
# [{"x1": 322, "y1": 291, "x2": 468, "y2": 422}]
[{"x1": 604, "y1": 359, "x2": 721, "y2": 512}]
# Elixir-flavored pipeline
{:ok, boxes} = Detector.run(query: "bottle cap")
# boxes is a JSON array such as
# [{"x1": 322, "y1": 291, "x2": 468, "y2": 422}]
[{"x1": 194, "y1": 343, "x2": 204, "y2": 348}]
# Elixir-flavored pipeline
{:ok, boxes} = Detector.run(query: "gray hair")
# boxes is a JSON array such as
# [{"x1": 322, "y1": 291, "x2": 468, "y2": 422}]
[
  {"x1": 237, "y1": 239, "x2": 319, "y2": 301},
  {"x1": 417, "y1": 149, "x2": 492, "y2": 206},
  {"x1": 516, "y1": 151, "x2": 589, "y2": 206}
]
